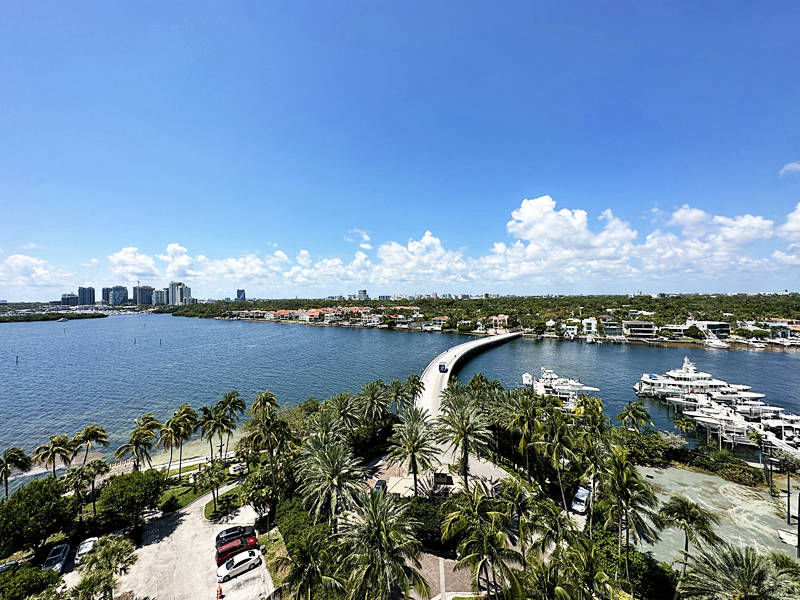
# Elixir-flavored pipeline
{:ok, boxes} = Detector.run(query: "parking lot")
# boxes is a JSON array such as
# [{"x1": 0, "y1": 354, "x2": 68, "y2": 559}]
[{"x1": 117, "y1": 483, "x2": 272, "y2": 600}]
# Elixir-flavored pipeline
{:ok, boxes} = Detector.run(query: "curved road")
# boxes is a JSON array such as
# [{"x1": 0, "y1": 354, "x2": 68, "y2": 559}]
[{"x1": 417, "y1": 331, "x2": 521, "y2": 418}]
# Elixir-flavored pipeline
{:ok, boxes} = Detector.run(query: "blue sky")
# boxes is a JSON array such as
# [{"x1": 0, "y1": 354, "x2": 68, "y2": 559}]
[{"x1": 1, "y1": 1, "x2": 799, "y2": 300}]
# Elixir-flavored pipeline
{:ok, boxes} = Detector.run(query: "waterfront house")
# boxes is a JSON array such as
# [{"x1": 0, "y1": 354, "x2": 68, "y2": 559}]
[
  {"x1": 581, "y1": 317, "x2": 597, "y2": 335},
  {"x1": 686, "y1": 319, "x2": 731, "y2": 339},
  {"x1": 622, "y1": 320, "x2": 658, "y2": 338}
]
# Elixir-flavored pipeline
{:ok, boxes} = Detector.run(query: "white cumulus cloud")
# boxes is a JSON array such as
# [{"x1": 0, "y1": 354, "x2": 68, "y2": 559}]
[
  {"x1": 0, "y1": 254, "x2": 72, "y2": 288},
  {"x1": 108, "y1": 247, "x2": 160, "y2": 281}
]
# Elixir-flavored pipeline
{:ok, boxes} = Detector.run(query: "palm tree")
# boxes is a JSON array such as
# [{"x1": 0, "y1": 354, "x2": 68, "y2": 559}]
[
  {"x1": 325, "y1": 392, "x2": 360, "y2": 438},
  {"x1": 34, "y1": 434, "x2": 75, "y2": 478},
  {"x1": 657, "y1": 494, "x2": 722, "y2": 597},
  {"x1": 560, "y1": 536, "x2": 614, "y2": 600},
  {"x1": 535, "y1": 408, "x2": 575, "y2": 511},
  {"x1": 405, "y1": 373, "x2": 425, "y2": 406},
  {"x1": 527, "y1": 496, "x2": 577, "y2": 559},
  {"x1": 442, "y1": 480, "x2": 521, "y2": 597},
  {"x1": 158, "y1": 416, "x2": 182, "y2": 475},
  {"x1": 601, "y1": 444, "x2": 660, "y2": 596},
  {"x1": 297, "y1": 437, "x2": 366, "y2": 532},
  {"x1": 174, "y1": 403, "x2": 197, "y2": 481},
  {"x1": 1, "y1": 447, "x2": 32, "y2": 499},
  {"x1": 85, "y1": 458, "x2": 110, "y2": 517},
  {"x1": 680, "y1": 544, "x2": 800, "y2": 600},
  {"x1": 387, "y1": 379, "x2": 412, "y2": 414},
  {"x1": 673, "y1": 416, "x2": 695, "y2": 437},
  {"x1": 114, "y1": 417, "x2": 158, "y2": 471},
  {"x1": 436, "y1": 391, "x2": 492, "y2": 490},
  {"x1": 506, "y1": 389, "x2": 540, "y2": 482},
  {"x1": 386, "y1": 407, "x2": 439, "y2": 497},
  {"x1": 198, "y1": 459, "x2": 229, "y2": 513},
  {"x1": 246, "y1": 401, "x2": 291, "y2": 498},
  {"x1": 78, "y1": 534, "x2": 138, "y2": 600},
  {"x1": 497, "y1": 477, "x2": 537, "y2": 563},
  {"x1": 198, "y1": 405, "x2": 234, "y2": 460},
  {"x1": 617, "y1": 401, "x2": 654, "y2": 433},
  {"x1": 358, "y1": 380, "x2": 389, "y2": 435},
  {"x1": 74, "y1": 424, "x2": 109, "y2": 465},
  {"x1": 274, "y1": 531, "x2": 343, "y2": 600},
  {"x1": 252, "y1": 388, "x2": 278, "y2": 415},
  {"x1": 339, "y1": 489, "x2": 430, "y2": 600},
  {"x1": 63, "y1": 465, "x2": 91, "y2": 518},
  {"x1": 218, "y1": 390, "x2": 246, "y2": 456}
]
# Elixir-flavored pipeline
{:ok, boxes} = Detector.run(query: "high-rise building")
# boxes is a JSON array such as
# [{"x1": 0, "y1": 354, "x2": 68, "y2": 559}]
[
  {"x1": 356, "y1": 289, "x2": 369, "y2": 301},
  {"x1": 152, "y1": 289, "x2": 168, "y2": 305},
  {"x1": 101, "y1": 287, "x2": 112, "y2": 305},
  {"x1": 236, "y1": 289, "x2": 246, "y2": 301},
  {"x1": 61, "y1": 293, "x2": 79, "y2": 306},
  {"x1": 169, "y1": 281, "x2": 192, "y2": 306},
  {"x1": 111, "y1": 286, "x2": 128, "y2": 306},
  {"x1": 133, "y1": 285, "x2": 154, "y2": 306},
  {"x1": 78, "y1": 287, "x2": 95, "y2": 305}
]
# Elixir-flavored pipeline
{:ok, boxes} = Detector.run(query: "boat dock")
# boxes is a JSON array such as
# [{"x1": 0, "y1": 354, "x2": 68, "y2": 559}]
[{"x1": 417, "y1": 331, "x2": 521, "y2": 418}]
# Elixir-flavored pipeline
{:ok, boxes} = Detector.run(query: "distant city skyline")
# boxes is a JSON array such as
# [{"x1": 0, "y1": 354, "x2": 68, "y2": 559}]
[{"x1": 1, "y1": 3, "x2": 799, "y2": 300}]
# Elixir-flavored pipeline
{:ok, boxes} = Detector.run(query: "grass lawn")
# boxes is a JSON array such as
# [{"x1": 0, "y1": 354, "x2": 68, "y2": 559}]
[
  {"x1": 258, "y1": 528, "x2": 288, "y2": 589},
  {"x1": 160, "y1": 473, "x2": 239, "y2": 512},
  {"x1": 203, "y1": 485, "x2": 243, "y2": 520}
]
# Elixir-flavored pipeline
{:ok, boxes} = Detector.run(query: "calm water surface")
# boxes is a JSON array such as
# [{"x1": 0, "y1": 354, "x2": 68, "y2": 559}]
[{"x1": 2, "y1": 315, "x2": 800, "y2": 456}]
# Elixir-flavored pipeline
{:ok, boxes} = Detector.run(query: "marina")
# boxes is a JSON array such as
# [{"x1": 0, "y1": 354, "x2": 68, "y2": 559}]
[{"x1": 635, "y1": 357, "x2": 800, "y2": 457}]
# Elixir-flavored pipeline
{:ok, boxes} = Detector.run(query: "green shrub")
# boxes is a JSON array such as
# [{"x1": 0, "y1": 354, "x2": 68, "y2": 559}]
[
  {"x1": 398, "y1": 496, "x2": 457, "y2": 555},
  {"x1": 0, "y1": 564, "x2": 61, "y2": 600},
  {"x1": 160, "y1": 494, "x2": 180, "y2": 513},
  {"x1": 275, "y1": 495, "x2": 331, "y2": 555}
]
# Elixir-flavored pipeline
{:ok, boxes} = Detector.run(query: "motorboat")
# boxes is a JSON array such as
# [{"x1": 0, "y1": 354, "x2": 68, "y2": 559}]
[{"x1": 523, "y1": 367, "x2": 599, "y2": 401}]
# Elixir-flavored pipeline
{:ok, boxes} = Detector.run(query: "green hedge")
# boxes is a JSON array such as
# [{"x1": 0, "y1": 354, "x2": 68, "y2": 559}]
[
  {"x1": 274, "y1": 495, "x2": 331, "y2": 555},
  {"x1": 398, "y1": 496, "x2": 457, "y2": 556}
]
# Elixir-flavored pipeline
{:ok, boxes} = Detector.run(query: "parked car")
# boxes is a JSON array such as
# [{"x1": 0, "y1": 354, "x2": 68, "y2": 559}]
[
  {"x1": 571, "y1": 486, "x2": 591, "y2": 514},
  {"x1": 228, "y1": 463, "x2": 247, "y2": 476},
  {"x1": 374, "y1": 479, "x2": 387, "y2": 492},
  {"x1": 216, "y1": 536, "x2": 258, "y2": 566},
  {"x1": 215, "y1": 525, "x2": 256, "y2": 548},
  {"x1": 75, "y1": 537, "x2": 99, "y2": 565},
  {"x1": 216, "y1": 550, "x2": 261, "y2": 583},
  {"x1": 41, "y1": 543, "x2": 70, "y2": 574},
  {"x1": 0, "y1": 560, "x2": 18, "y2": 575},
  {"x1": 438, "y1": 362, "x2": 448, "y2": 373}
]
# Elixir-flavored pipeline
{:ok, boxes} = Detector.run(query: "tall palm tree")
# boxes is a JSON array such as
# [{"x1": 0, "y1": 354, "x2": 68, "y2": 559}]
[
  {"x1": 78, "y1": 534, "x2": 138, "y2": 600},
  {"x1": 274, "y1": 531, "x2": 343, "y2": 600},
  {"x1": 174, "y1": 403, "x2": 197, "y2": 481},
  {"x1": 297, "y1": 437, "x2": 366, "y2": 532},
  {"x1": 535, "y1": 408, "x2": 575, "y2": 511},
  {"x1": 601, "y1": 444, "x2": 660, "y2": 595},
  {"x1": 358, "y1": 380, "x2": 389, "y2": 435},
  {"x1": 114, "y1": 415, "x2": 159, "y2": 471},
  {"x1": 436, "y1": 391, "x2": 492, "y2": 490},
  {"x1": 405, "y1": 373, "x2": 425, "y2": 406},
  {"x1": 158, "y1": 416, "x2": 181, "y2": 475},
  {"x1": 246, "y1": 401, "x2": 291, "y2": 497},
  {"x1": 0, "y1": 447, "x2": 32, "y2": 499},
  {"x1": 673, "y1": 416, "x2": 696, "y2": 437},
  {"x1": 680, "y1": 544, "x2": 800, "y2": 600},
  {"x1": 85, "y1": 458, "x2": 110, "y2": 517},
  {"x1": 34, "y1": 434, "x2": 75, "y2": 478},
  {"x1": 326, "y1": 392, "x2": 360, "y2": 438},
  {"x1": 252, "y1": 389, "x2": 278, "y2": 415},
  {"x1": 198, "y1": 405, "x2": 234, "y2": 460},
  {"x1": 386, "y1": 379, "x2": 412, "y2": 415},
  {"x1": 617, "y1": 401, "x2": 654, "y2": 433},
  {"x1": 497, "y1": 477, "x2": 537, "y2": 564},
  {"x1": 218, "y1": 390, "x2": 246, "y2": 456},
  {"x1": 560, "y1": 536, "x2": 614, "y2": 600},
  {"x1": 527, "y1": 496, "x2": 577, "y2": 559},
  {"x1": 386, "y1": 407, "x2": 439, "y2": 497},
  {"x1": 442, "y1": 480, "x2": 520, "y2": 597},
  {"x1": 574, "y1": 395, "x2": 609, "y2": 537},
  {"x1": 75, "y1": 424, "x2": 109, "y2": 465},
  {"x1": 198, "y1": 460, "x2": 228, "y2": 512},
  {"x1": 506, "y1": 389, "x2": 540, "y2": 482},
  {"x1": 339, "y1": 489, "x2": 430, "y2": 600},
  {"x1": 657, "y1": 494, "x2": 722, "y2": 597},
  {"x1": 63, "y1": 465, "x2": 91, "y2": 517}
]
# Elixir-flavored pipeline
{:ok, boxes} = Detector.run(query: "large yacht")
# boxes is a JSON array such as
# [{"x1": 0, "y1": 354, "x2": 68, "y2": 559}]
[
  {"x1": 523, "y1": 367, "x2": 599, "y2": 402},
  {"x1": 634, "y1": 357, "x2": 730, "y2": 398}
]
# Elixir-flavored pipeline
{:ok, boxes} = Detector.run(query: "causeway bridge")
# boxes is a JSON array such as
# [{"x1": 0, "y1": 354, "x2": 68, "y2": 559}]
[{"x1": 417, "y1": 331, "x2": 522, "y2": 418}]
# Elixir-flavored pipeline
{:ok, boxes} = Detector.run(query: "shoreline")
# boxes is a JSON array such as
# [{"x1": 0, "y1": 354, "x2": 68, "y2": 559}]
[{"x1": 216, "y1": 316, "x2": 800, "y2": 353}]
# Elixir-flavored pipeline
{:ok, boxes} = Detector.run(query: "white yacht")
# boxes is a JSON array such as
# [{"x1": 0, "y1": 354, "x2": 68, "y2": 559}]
[
  {"x1": 523, "y1": 367, "x2": 599, "y2": 402},
  {"x1": 634, "y1": 357, "x2": 730, "y2": 398}
]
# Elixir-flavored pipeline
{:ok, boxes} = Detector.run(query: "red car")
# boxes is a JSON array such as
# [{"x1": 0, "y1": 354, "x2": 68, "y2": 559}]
[{"x1": 215, "y1": 536, "x2": 258, "y2": 566}]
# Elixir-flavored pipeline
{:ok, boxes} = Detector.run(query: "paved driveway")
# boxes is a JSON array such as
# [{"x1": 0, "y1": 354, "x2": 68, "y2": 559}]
[{"x1": 118, "y1": 483, "x2": 272, "y2": 600}]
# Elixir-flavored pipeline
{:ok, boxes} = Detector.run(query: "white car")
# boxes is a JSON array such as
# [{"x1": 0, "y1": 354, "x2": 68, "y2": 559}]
[
  {"x1": 216, "y1": 549, "x2": 261, "y2": 583},
  {"x1": 41, "y1": 543, "x2": 70, "y2": 574},
  {"x1": 75, "y1": 537, "x2": 99, "y2": 565},
  {"x1": 571, "y1": 486, "x2": 591, "y2": 514}
]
